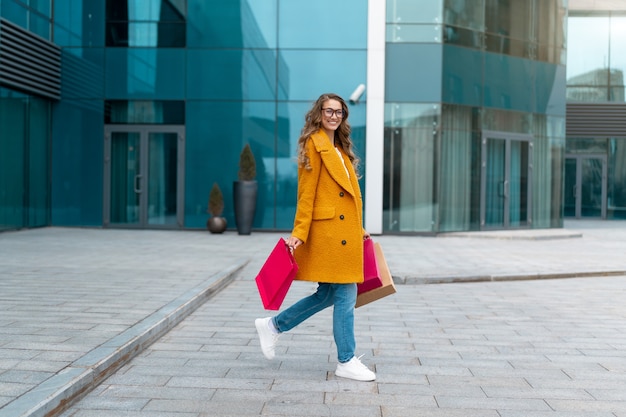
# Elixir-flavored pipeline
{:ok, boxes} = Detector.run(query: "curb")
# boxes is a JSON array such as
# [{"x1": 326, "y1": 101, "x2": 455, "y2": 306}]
[
  {"x1": 396, "y1": 270, "x2": 626, "y2": 285},
  {"x1": 0, "y1": 259, "x2": 248, "y2": 417}
]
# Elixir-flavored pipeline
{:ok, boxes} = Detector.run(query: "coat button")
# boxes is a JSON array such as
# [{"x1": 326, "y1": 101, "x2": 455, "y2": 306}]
[
  {"x1": 339, "y1": 214, "x2": 345, "y2": 220},
  {"x1": 339, "y1": 192, "x2": 344, "y2": 197},
  {"x1": 341, "y1": 240, "x2": 347, "y2": 245}
]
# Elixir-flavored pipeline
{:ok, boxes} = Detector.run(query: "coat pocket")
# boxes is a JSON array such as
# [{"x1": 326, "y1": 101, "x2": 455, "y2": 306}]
[{"x1": 312, "y1": 206, "x2": 335, "y2": 220}]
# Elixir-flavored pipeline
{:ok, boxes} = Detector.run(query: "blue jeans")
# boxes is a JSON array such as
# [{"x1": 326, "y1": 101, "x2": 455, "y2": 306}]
[{"x1": 273, "y1": 283, "x2": 357, "y2": 363}]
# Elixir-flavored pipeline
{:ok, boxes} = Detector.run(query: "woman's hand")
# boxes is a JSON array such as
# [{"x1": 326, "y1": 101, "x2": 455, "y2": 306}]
[
  {"x1": 363, "y1": 231, "x2": 371, "y2": 240},
  {"x1": 286, "y1": 236, "x2": 303, "y2": 251}
]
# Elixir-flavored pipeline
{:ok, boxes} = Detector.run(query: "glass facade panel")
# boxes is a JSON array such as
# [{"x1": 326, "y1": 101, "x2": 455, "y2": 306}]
[
  {"x1": 105, "y1": 48, "x2": 185, "y2": 99},
  {"x1": 27, "y1": 97, "x2": 50, "y2": 227},
  {"x1": 536, "y1": 62, "x2": 566, "y2": 115},
  {"x1": 387, "y1": 0, "x2": 442, "y2": 23},
  {"x1": 277, "y1": 50, "x2": 366, "y2": 101},
  {"x1": 608, "y1": 138, "x2": 626, "y2": 219},
  {"x1": 566, "y1": 15, "x2": 616, "y2": 101},
  {"x1": 106, "y1": 0, "x2": 186, "y2": 47},
  {"x1": 2, "y1": 0, "x2": 29, "y2": 30},
  {"x1": 54, "y1": 0, "x2": 106, "y2": 47},
  {"x1": 184, "y1": 100, "x2": 276, "y2": 229},
  {"x1": 0, "y1": 89, "x2": 51, "y2": 231},
  {"x1": 110, "y1": 132, "x2": 141, "y2": 224},
  {"x1": 443, "y1": 0, "x2": 484, "y2": 30},
  {"x1": 0, "y1": 90, "x2": 26, "y2": 230},
  {"x1": 187, "y1": 49, "x2": 276, "y2": 100},
  {"x1": 483, "y1": 53, "x2": 533, "y2": 112},
  {"x1": 187, "y1": 0, "x2": 277, "y2": 48},
  {"x1": 51, "y1": 100, "x2": 104, "y2": 226},
  {"x1": 442, "y1": 45, "x2": 482, "y2": 106},
  {"x1": 387, "y1": 24, "x2": 442, "y2": 43},
  {"x1": 279, "y1": 0, "x2": 367, "y2": 49},
  {"x1": 383, "y1": 103, "x2": 439, "y2": 232},
  {"x1": 386, "y1": 44, "x2": 442, "y2": 103},
  {"x1": 147, "y1": 132, "x2": 178, "y2": 225},
  {"x1": 609, "y1": 16, "x2": 626, "y2": 100}
]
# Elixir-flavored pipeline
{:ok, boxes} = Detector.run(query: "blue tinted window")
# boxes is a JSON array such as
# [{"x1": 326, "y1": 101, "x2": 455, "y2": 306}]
[
  {"x1": 483, "y1": 53, "x2": 533, "y2": 112},
  {"x1": 187, "y1": 49, "x2": 276, "y2": 100},
  {"x1": 185, "y1": 100, "x2": 276, "y2": 229},
  {"x1": 29, "y1": 0, "x2": 51, "y2": 16},
  {"x1": 54, "y1": 0, "x2": 105, "y2": 47},
  {"x1": 388, "y1": 0, "x2": 442, "y2": 23},
  {"x1": 106, "y1": 0, "x2": 186, "y2": 47},
  {"x1": 279, "y1": 0, "x2": 366, "y2": 49},
  {"x1": 51, "y1": 100, "x2": 104, "y2": 226},
  {"x1": 2, "y1": 0, "x2": 29, "y2": 30},
  {"x1": 386, "y1": 44, "x2": 442, "y2": 103},
  {"x1": 105, "y1": 48, "x2": 185, "y2": 99},
  {"x1": 536, "y1": 62, "x2": 565, "y2": 116},
  {"x1": 187, "y1": 0, "x2": 277, "y2": 48},
  {"x1": 442, "y1": 45, "x2": 482, "y2": 106},
  {"x1": 278, "y1": 50, "x2": 366, "y2": 101}
]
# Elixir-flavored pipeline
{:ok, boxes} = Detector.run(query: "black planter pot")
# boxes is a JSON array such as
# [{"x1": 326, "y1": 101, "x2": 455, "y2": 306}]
[{"x1": 233, "y1": 180, "x2": 258, "y2": 235}]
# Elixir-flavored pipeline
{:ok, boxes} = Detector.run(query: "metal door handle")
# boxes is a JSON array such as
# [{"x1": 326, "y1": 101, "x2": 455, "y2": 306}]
[{"x1": 134, "y1": 175, "x2": 142, "y2": 193}]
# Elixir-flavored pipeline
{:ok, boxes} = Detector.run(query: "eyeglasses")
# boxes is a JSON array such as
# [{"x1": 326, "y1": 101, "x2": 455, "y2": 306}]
[{"x1": 322, "y1": 108, "x2": 344, "y2": 118}]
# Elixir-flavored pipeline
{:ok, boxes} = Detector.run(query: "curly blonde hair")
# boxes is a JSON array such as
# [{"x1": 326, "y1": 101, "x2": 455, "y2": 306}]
[{"x1": 297, "y1": 93, "x2": 360, "y2": 177}]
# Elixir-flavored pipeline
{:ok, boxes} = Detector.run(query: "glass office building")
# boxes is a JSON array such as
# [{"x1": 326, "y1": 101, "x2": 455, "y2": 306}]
[
  {"x1": 3, "y1": 0, "x2": 616, "y2": 235},
  {"x1": 565, "y1": 1, "x2": 626, "y2": 220}
]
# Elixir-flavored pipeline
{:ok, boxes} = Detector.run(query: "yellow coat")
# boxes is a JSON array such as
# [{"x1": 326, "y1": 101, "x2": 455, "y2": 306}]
[{"x1": 291, "y1": 130, "x2": 366, "y2": 284}]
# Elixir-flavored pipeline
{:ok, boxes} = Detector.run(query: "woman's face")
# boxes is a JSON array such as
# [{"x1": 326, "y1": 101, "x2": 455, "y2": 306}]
[{"x1": 320, "y1": 99, "x2": 343, "y2": 136}]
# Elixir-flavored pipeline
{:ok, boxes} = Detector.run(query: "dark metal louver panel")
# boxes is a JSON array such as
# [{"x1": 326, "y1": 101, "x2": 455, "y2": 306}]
[
  {"x1": 566, "y1": 103, "x2": 626, "y2": 138},
  {"x1": 0, "y1": 18, "x2": 61, "y2": 100}
]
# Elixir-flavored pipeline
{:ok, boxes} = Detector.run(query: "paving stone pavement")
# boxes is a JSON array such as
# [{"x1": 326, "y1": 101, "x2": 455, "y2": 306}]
[
  {"x1": 1, "y1": 220, "x2": 626, "y2": 416},
  {"x1": 60, "y1": 274, "x2": 626, "y2": 417}
]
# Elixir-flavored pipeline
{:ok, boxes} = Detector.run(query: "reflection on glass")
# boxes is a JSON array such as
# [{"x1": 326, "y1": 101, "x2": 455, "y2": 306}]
[
  {"x1": 564, "y1": 158, "x2": 576, "y2": 217},
  {"x1": 110, "y1": 132, "x2": 141, "y2": 224},
  {"x1": 485, "y1": 138, "x2": 506, "y2": 228},
  {"x1": 509, "y1": 140, "x2": 529, "y2": 226},
  {"x1": 566, "y1": 16, "x2": 612, "y2": 101},
  {"x1": 608, "y1": 138, "x2": 626, "y2": 219},
  {"x1": 383, "y1": 103, "x2": 439, "y2": 232},
  {"x1": 439, "y1": 106, "x2": 474, "y2": 232},
  {"x1": 106, "y1": 0, "x2": 187, "y2": 47},
  {"x1": 609, "y1": 17, "x2": 626, "y2": 100},
  {"x1": 387, "y1": 0, "x2": 442, "y2": 23},
  {"x1": 581, "y1": 158, "x2": 604, "y2": 217},
  {"x1": 147, "y1": 133, "x2": 178, "y2": 225},
  {"x1": 443, "y1": 0, "x2": 484, "y2": 30}
]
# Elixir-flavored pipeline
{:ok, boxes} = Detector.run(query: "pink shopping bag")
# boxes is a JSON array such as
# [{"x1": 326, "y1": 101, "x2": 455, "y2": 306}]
[
  {"x1": 255, "y1": 238, "x2": 299, "y2": 310},
  {"x1": 358, "y1": 238, "x2": 382, "y2": 295}
]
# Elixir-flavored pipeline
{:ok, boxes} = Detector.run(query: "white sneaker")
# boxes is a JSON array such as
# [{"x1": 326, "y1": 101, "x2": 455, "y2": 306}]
[
  {"x1": 335, "y1": 355, "x2": 376, "y2": 381},
  {"x1": 255, "y1": 317, "x2": 279, "y2": 360}
]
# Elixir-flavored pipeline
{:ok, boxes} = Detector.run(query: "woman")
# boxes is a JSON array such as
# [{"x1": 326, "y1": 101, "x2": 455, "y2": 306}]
[{"x1": 255, "y1": 93, "x2": 375, "y2": 382}]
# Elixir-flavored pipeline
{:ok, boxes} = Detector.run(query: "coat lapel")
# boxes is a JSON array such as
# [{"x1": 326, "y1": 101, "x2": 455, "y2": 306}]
[{"x1": 310, "y1": 131, "x2": 356, "y2": 197}]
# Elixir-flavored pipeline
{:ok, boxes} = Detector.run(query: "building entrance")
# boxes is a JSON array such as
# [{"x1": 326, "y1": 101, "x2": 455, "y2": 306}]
[
  {"x1": 564, "y1": 154, "x2": 607, "y2": 219},
  {"x1": 481, "y1": 131, "x2": 533, "y2": 230},
  {"x1": 103, "y1": 125, "x2": 185, "y2": 228}
]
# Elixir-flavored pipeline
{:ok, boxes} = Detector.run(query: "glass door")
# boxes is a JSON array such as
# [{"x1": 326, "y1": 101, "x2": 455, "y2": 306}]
[
  {"x1": 564, "y1": 154, "x2": 607, "y2": 219},
  {"x1": 104, "y1": 125, "x2": 185, "y2": 228},
  {"x1": 481, "y1": 131, "x2": 532, "y2": 230}
]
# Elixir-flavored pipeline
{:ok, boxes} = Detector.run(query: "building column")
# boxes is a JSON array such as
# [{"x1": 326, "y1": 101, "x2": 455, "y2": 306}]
[{"x1": 364, "y1": 0, "x2": 386, "y2": 234}]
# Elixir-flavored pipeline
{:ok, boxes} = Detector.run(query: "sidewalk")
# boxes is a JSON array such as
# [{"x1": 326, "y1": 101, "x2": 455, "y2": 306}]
[{"x1": 0, "y1": 220, "x2": 625, "y2": 416}]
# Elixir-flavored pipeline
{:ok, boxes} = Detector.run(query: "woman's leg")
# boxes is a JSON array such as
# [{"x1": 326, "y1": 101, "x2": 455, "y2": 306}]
[
  {"x1": 331, "y1": 283, "x2": 357, "y2": 363},
  {"x1": 273, "y1": 283, "x2": 335, "y2": 332}
]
